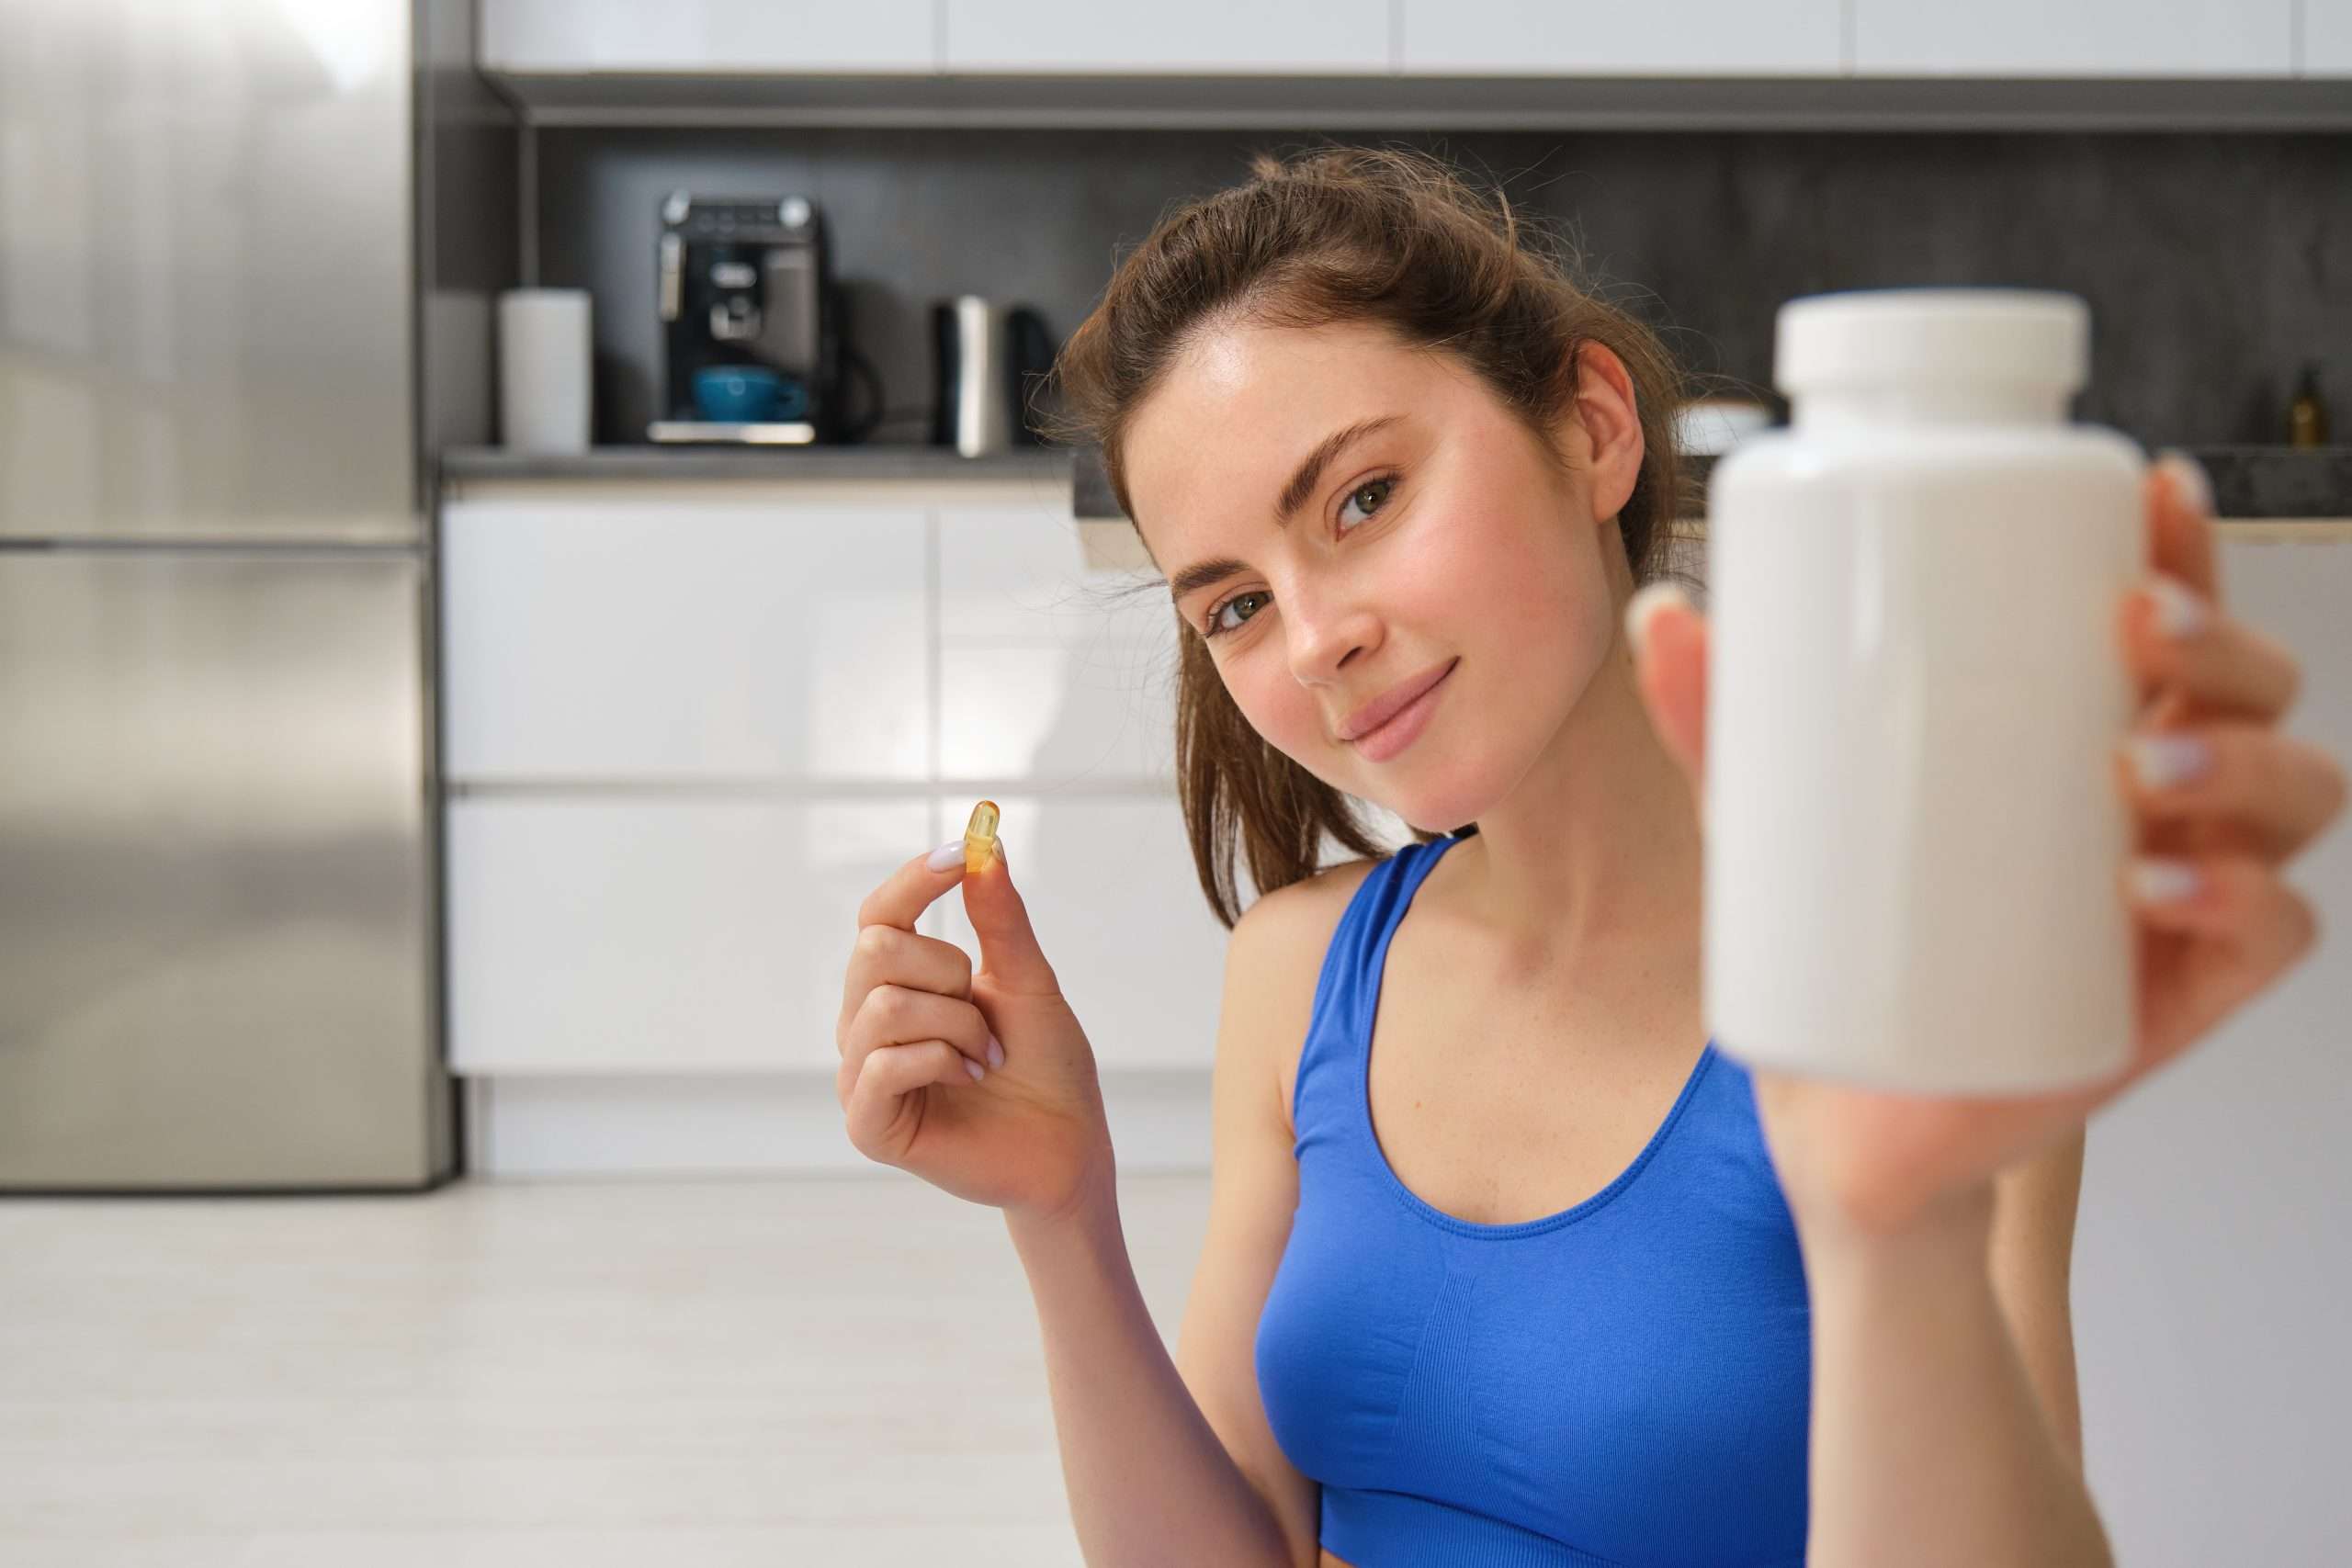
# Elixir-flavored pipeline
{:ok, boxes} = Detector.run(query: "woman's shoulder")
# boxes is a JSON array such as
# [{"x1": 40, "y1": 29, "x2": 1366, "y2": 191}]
[
  {"x1": 1232, "y1": 843, "x2": 1440, "y2": 1019},
  {"x1": 1236, "y1": 859, "x2": 1374, "y2": 964},
  {"x1": 1247, "y1": 851, "x2": 1387, "y2": 934}
]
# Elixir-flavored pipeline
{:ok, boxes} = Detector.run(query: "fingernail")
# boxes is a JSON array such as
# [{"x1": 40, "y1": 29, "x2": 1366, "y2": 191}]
[
  {"x1": 965, "y1": 1057, "x2": 987, "y2": 1082},
  {"x1": 926, "y1": 840, "x2": 965, "y2": 872},
  {"x1": 987, "y1": 1032, "x2": 1005, "y2": 1070},
  {"x1": 2128, "y1": 733, "x2": 2213, "y2": 790},
  {"x1": 1624, "y1": 581, "x2": 1690, "y2": 660},
  {"x1": 2155, "y1": 449, "x2": 2214, "y2": 519},
  {"x1": 2131, "y1": 856, "x2": 2203, "y2": 905},
  {"x1": 2144, "y1": 572, "x2": 2211, "y2": 640}
]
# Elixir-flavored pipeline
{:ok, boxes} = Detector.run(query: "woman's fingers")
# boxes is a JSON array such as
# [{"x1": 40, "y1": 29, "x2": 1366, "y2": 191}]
[
  {"x1": 1625, "y1": 582, "x2": 1708, "y2": 806},
  {"x1": 835, "y1": 981, "x2": 996, "y2": 1121},
  {"x1": 2118, "y1": 723, "x2": 2352, "y2": 863},
  {"x1": 2145, "y1": 452, "x2": 2222, "y2": 602},
  {"x1": 838, "y1": 922, "x2": 971, "y2": 1050},
  {"x1": 842, "y1": 1041, "x2": 986, "y2": 1165},
  {"x1": 2121, "y1": 852, "x2": 2323, "y2": 1072},
  {"x1": 2120, "y1": 574, "x2": 2302, "y2": 720}
]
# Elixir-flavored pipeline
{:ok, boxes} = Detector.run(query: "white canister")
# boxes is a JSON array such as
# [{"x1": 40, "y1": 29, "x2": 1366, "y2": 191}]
[
  {"x1": 1703, "y1": 288, "x2": 2146, "y2": 1094},
  {"x1": 497, "y1": 288, "x2": 593, "y2": 454}
]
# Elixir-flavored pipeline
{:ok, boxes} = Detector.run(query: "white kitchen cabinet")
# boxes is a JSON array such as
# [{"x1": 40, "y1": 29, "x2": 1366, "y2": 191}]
[
  {"x1": 937, "y1": 506, "x2": 1180, "y2": 783},
  {"x1": 1401, "y1": 1, "x2": 1843, "y2": 75},
  {"x1": 931, "y1": 795, "x2": 1239, "y2": 1071},
  {"x1": 446, "y1": 795, "x2": 933, "y2": 1073},
  {"x1": 940, "y1": 0, "x2": 1390, "y2": 73},
  {"x1": 2307, "y1": 0, "x2": 2352, "y2": 73},
  {"x1": 480, "y1": 0, "x2": 937, "y2": 73},
  {"x1": 1853, "y1": 0, "x2": 2294, "y2": 76},
  {"x1": 440, "y1": 498, "x2": 927, "y2": 782}
]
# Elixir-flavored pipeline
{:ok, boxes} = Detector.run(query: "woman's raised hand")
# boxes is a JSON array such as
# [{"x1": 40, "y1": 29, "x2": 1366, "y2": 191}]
[
  {"x1": 1628, "y1": 454, "x2": 2348, "y2": 1241},
  {"x1": 838, "y1": 829, "x2": 1116, "y2": 1229}
]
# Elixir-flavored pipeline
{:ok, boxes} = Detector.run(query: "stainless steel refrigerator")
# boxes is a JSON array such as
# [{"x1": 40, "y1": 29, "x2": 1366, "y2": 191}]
[{"x1": 0, "y1": 0, "x2": 473, "y2": 1188}]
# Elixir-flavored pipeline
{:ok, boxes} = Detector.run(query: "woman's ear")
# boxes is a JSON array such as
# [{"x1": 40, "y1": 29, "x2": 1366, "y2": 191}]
[{"x1": 1563, "y1": 342, "x2": 1645, "y2": 525}]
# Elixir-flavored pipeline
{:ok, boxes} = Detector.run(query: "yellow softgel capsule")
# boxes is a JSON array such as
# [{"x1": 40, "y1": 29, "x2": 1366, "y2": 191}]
[{"x1": 963, "y1": 799, "x2": 1001, "y2": 874}]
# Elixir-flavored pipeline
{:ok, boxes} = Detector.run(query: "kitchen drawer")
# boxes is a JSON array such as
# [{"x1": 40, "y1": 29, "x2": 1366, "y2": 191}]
[
  {"x1": 939, "y1": 505, "x2": 1182, "y2": 783},
  {"x1": 441, "y1": 499, "x2": 927, "y2": 781},
  {"x1": 1853, "y1": 0, "x2": 2293, "y2": 75},
  {"x1": 447, "y1": 793, "x2": 1234, "y2": 1076},
  {"x1": 446, "y1": 795, "x2": 932, "y2": 1073},
  {"x1": 940, "y1": 0, "x2": 1388, "y2": 73},
  {"x1": 1402, "y1": 0, "x2": 1843, "y2": 74}
]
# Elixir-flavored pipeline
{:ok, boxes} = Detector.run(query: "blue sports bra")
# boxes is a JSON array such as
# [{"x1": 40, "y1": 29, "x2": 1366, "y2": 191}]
[{"x1": 1254, "y1": 831, "x2": 1814, "y2": 1567}]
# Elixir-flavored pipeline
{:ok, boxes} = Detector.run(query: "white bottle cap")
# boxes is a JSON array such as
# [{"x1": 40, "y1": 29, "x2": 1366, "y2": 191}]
[{"x1": 1775, "y1": 288, "x2": 2088, "y2": 397}]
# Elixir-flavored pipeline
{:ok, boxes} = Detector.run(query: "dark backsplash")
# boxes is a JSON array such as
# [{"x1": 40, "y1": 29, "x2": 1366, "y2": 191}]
[{"x1": 536, "y1": 127, "x2": 2346, "y2": 453}]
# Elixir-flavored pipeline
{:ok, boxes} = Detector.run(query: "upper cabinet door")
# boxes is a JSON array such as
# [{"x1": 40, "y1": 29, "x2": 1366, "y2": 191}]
[
  {"x1": 481, "y1": 0, "x2": 938, "y2": 73},
  {"x1": 940, "y1": 0, "x2": 1390, "y2": 73},
  {"x1": 2309, "y1": 0, "x2": 2352, "y2": 74},
  {"x1": 1853, "y1": 0, "x2": 2294, "y2": 75},
  {"x1": 1402, "y1": 1, "x2": 1843, "y2": 75}
]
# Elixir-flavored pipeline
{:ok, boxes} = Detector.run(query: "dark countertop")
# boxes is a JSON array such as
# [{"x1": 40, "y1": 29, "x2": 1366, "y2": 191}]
[
  {"x1": 439, "y1": 446, "x2": 1071, "y2": 484},
  {"x1": 439, "y1": 443, "x2": 2350, "y2": 521}
]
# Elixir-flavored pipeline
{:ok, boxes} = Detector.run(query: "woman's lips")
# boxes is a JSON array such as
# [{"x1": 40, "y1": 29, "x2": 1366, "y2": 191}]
[
  {"x1": 1340, "y1": 658, "x2": 1458, "y2": 740},
  {"x1": 1349, "y1": 659, "x2": 1456, "y2": 761}
]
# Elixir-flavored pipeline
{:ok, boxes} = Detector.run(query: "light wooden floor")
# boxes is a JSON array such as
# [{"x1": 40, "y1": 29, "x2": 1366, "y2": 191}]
[{"x1": 0, "y1": 1173, "x2": 1217, "y2": 1567}]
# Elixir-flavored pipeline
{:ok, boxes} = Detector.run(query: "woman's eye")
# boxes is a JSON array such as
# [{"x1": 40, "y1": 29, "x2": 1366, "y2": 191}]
[
  {"x1": 1339, "y1": 475, "x2": 1396, "y2": 527},
  {"x1": 1204, "y1": 591, "x2": 1263, "y2": 638},
  {"x1": 1201, "y1": 471, "x2": 1399, "y2": 641}
]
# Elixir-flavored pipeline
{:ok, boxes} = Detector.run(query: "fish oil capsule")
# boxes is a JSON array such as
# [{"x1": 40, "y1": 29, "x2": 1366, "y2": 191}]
[{"x1": 963, "y1": 800, "x2": 1000, "y2": 874}]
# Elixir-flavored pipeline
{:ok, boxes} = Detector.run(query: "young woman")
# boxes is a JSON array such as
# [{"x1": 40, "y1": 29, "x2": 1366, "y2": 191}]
[{"x1": 836, "y1": 147, "x2": 2344, "y2": 1566}]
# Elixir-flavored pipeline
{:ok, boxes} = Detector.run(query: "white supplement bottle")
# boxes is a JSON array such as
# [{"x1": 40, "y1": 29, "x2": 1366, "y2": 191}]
[{"x1": 1703, "y1": 288, "x2": 2146, "y2": 1095}]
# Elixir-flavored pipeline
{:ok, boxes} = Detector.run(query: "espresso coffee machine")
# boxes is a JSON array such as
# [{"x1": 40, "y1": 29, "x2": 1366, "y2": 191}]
[{"x1": 650, "y1": 192, "x2": 848, "y2": 444}]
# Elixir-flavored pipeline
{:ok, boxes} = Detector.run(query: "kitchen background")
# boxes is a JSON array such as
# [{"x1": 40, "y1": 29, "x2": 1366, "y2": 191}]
[
  {"x1": 3, "y1": 3, "x2": 2348, "y2": 1565},
  {"x1": 538, "y1": 125, "x2": 2349, "y2": 449}
]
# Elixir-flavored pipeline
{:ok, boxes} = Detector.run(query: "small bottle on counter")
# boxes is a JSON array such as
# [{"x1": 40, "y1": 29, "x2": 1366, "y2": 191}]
[{"x1": 2288, "y1": 362, "x2": 2331, "y2": 447}]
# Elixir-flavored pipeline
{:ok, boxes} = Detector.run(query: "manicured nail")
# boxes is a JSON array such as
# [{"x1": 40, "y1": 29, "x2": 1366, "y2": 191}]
[
  {"x1": 1624, "y1": 581, "x2": 1690, "y2": 660},
  {"x1": 987, "y1": 1032, "x2": 1005, "y2": 1070},
  {"x1": 2155, "y1": 449, "x2": 2214, "y2": 518},
  {"x1": 926, "y1": 839, "x2": 965, "y2": 872},
  {"x1": 2143, "y1": 572, "x2": 2211, "y2": 640},
  {"x1": 965, "y1": 1057, "x2": 987, "y2": 1082},
  {"x1": 2128, "y1": 733, "x2": 2214, "y2": 790},
  {"x1": 2131, "y1": 856, "x2": 2204, "y2": 905}
]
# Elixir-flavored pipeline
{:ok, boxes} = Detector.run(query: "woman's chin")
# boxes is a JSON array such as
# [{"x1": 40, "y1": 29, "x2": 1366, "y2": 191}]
[{"x1": 1363, "y1": 767, "x2": 1502, "y2": 840}]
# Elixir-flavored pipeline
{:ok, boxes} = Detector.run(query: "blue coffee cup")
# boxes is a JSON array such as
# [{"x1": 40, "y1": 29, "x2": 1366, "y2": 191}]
[{"x1": 694, "y1": 365, "x2": 784, "y2": 423}]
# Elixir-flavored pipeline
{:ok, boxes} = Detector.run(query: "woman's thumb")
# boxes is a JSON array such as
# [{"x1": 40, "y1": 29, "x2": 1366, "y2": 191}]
[{"x1": 959, "y1": 833, "x2": 1059, "y2": 992}]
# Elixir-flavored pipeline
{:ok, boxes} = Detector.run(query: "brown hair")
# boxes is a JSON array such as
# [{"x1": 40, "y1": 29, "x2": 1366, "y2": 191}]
[{"x1": 1047, "y1": 143, "x2": 1713, "y2": 930}]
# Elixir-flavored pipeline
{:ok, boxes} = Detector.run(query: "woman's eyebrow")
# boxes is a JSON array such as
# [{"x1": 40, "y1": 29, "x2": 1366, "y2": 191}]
[
  {"x1": 1163, "y1": 414, "x2": 1405, "y2": 605},
  {"x1": 1275, "y1": 414, "x2": 1403, "y2": 523}
]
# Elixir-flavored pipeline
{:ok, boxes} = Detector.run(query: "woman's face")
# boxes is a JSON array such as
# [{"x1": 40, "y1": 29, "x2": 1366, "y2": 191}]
[{"x1": 1123, "y1": 315, "x2": 1638, "y2": 835}]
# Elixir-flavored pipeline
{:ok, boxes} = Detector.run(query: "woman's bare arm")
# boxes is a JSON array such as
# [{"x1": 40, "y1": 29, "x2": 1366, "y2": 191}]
[
  {"x1": 1798, "y1": 1181, "x2": 2113, "y2": 1568},
  {"x1": 1007, "y1": 1186, "x2": 1299, "y2": 1568},
  {"x1": 1002, "y1": 881, "x2": 1340, "y2": 1568}
]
